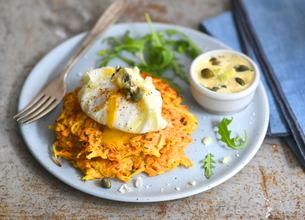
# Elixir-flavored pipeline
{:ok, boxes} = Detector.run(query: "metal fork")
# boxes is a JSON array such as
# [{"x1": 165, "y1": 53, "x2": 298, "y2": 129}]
[{"x1": 14, "y1": 0, "x2": 128, "y2": 124}]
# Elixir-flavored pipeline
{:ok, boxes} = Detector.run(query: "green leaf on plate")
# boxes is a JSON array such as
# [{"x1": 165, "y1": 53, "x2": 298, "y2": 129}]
[
  {"x1": 97, "y1": 14, "x2": 202, "y2": 91},
  {"x1": 217, "y1": 117, "x2": 247, "y2": 150},
  {"x1": 202, "y1": 153, "x2": 216, "y2": 179}
]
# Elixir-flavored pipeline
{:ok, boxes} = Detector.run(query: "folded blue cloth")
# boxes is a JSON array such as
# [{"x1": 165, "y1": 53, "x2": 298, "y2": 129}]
[{"x1": 201, "y1": 0, "x2": 305, "y2": 137}]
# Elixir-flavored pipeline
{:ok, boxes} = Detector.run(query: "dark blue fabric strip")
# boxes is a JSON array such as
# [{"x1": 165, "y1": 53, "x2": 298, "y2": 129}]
[
  {"x1": 233, "y1": 0, "x2": 305, "y2": 166},
  {"x1": 284, "y1": 137, "x2": 305, "y2": 168},
  {"x1": 199, "y1": 24, "x2": 212, "y2": 36},
  {"x1": 230, "y1": 1, "x2": 249, "y2": 55}
]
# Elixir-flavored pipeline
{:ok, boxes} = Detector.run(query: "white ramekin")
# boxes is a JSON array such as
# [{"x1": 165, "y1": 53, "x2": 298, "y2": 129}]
[{"x1": 189, "y1": 49, "x2": 260, "y2": 114}]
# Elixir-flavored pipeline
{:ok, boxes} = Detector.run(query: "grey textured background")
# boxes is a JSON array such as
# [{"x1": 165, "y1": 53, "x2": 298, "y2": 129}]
[{"x1": 0, "y1": 0, "x2": 304, "y2": 219}]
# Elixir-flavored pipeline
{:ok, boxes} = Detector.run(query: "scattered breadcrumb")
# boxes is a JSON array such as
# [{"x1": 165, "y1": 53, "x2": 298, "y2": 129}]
[
  {"x1": 134, "y1": 176, "x2": 143, "y2": 188},
  {"x1": 188, "y1": 180, "x2": 197, "y2": 186},
  {"x1": 201, "y1": 136, "x2": 212, "y2": 146},
  {"x1": 220, "y1": 156, "x2": 231, "y2": 164},
  {"x1": 118, "y1": 184, "x2": 133, "y2": 193}
]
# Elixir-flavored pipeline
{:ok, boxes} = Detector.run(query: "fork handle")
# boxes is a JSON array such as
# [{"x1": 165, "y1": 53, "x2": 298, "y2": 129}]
[{"x1": 58, "y1": 0, "x2": 128, "y2": 82}]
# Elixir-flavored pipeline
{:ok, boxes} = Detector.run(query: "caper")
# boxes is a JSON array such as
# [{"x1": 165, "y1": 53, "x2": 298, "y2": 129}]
[
  {"x1": 201, "y1": 68, "x2": 214, "y2": 79},
  {"x1": 234, "y1": 65, "x2": 250, "y2": 72},
  {"x1": 130, "y1": 88, "x2": 143, "y2": 102},
  {"x1": 210, "y1": 86, "x2": 219, "y2": 92},
  {"x1": 101, "y1": 178, "x2": 112, "y2": 189},
  {"x1": 209, "y1": 57, "x2": 220, "y2": 65},
  {"x1": 123, "y1": 73, "x2": 131, "y2": 83},
  {"x1": 221, "y1": 85, "x2": 227, "y2": 88},
  {"x1": 120, "y1": 88, "x2": 131, "y2": 98},
  {"x1": 120, "y1": 87, "x2": 143, "y2": 102},
  {"x1": 235, "y1": 77, "x2": 246, "y2": 86},
  {"x1": 112, "y1": 66, "x2": 122, "y2": 80},
  {"x1": 115, "y1": 65, "x2": 122, "y2": 72}
]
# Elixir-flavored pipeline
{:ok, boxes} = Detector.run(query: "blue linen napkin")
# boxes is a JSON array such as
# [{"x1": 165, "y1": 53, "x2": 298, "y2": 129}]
[{"x1": 201, "y1": 0, "x2": 305, "y2": 137}]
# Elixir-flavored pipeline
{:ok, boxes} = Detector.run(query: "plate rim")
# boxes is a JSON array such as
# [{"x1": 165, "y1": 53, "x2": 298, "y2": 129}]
[{"x1": 17, "y1": 22, "x2": 269, "y2": 202}]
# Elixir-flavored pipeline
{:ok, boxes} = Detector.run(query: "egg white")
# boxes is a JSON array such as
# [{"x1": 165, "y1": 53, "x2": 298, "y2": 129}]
[{"x1": 78, "y1": 67, "x2": 167, "y2": 134}]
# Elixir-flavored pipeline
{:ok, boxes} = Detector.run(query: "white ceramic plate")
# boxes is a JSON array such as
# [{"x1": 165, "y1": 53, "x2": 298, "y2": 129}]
[{"x1": 18, "y1": 23, "x2": 269, "y2": 202}]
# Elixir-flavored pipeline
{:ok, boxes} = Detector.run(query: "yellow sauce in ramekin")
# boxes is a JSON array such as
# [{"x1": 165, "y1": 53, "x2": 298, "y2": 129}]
[{"x1": 194, "y1": 54, "x2": 255, "y2": 93}]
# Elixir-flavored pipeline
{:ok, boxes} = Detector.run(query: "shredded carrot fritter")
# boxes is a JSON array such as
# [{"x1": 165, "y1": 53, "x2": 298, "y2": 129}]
[{"x1": 52, "y1": 74, "x2": 197, "y2": 182}]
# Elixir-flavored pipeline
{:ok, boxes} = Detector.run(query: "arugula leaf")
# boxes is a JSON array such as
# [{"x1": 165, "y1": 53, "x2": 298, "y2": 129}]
[
  {"x1": 162, "y1": 29, "x2": 201, "y2": 58},
  {"x1": 97, "y1": 14, "x2": 202, "y2": 91},
  {"x1": 202, "y1": 153, "x2": 215, "y2": 179},
  {"x1": 217, "y1": 118, "x2": 247, "y2": 150},
  {"x1": 145, "y1": 13, "x2": 162, "y2": 47}
]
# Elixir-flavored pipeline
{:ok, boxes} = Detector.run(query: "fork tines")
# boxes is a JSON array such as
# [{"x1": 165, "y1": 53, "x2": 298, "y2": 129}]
[{"x1": 14, "y1": 94, "x2": 58, "y2": 124}]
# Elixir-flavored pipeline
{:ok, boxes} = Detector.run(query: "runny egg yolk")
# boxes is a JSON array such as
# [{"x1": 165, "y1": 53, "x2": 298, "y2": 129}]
[
  {"x1": 106, "y1": 93, "x2": 119, "y2": 129},
  {"x1": 101, "y1": 127, "x2": 135, "y2": 146}
]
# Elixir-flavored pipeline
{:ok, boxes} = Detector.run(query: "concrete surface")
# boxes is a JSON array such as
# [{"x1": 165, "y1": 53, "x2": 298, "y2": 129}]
[{"x1": 0, "y1": 0, "x2": 304, "y2": 219}]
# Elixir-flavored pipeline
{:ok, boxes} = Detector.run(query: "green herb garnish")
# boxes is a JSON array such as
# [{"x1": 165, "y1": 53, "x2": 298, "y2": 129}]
[
  {"x1": 217, "y1": 118, "x2": 247, "y2": 150},
  {"x1": 98, "y1": 14, "x2": 202, "y2": 91},
  {"x1": 202, "y1": 153, "x2": 215, "y2": 179}
]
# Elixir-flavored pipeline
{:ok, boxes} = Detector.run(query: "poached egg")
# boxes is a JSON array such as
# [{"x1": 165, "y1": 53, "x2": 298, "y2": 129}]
[{"x1": 78, "y1": 66, "x2": 167, "y2": 134}]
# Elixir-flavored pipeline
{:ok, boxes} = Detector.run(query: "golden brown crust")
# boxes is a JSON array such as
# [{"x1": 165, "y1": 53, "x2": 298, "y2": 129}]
[{"x1": 52, "y1": 74, "x2": 197, "y2": 182}]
